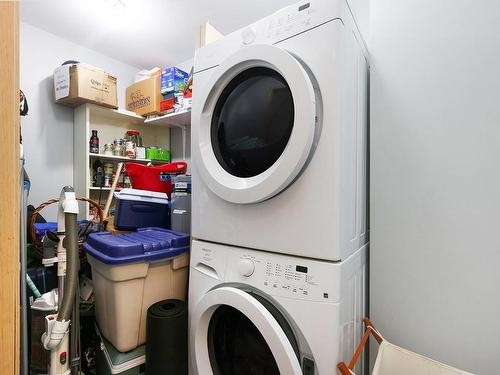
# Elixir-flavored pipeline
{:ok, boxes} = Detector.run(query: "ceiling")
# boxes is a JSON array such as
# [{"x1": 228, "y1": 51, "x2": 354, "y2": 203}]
[{"x1": 20, "y1": 0, "x2": 297, "y2": 69}]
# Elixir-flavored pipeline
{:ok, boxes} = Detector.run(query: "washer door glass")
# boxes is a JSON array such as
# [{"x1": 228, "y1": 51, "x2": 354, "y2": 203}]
[
  {"x1": 208, "y1": 305, "x2": 280, "y2": 374},
  {"x1": 191, "y1": 287, "x2": 303, "y2": 375},
  {"x1": 211, "y1": 67, "x2": 294, "y2": 178}
]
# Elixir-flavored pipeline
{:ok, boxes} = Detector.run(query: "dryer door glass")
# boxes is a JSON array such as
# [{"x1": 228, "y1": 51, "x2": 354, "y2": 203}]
[
  {"x1": 208, "y1": 305, "x2": 280, "y2": 374},
  {"x1": 194, "y1": 44, "x2": 317, "y2": 204},
  {"x1": 211, "y1": 67, "x2": 294, "y2": 178}
]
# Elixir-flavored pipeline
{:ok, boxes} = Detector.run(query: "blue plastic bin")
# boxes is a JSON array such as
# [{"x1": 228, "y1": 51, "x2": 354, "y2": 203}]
[
  {"x1": 83, "y1": 227, "x2": 189, "y2": 265},
  {"x1": 83, "y1": 228, "x2": 190, "y2": 351}
]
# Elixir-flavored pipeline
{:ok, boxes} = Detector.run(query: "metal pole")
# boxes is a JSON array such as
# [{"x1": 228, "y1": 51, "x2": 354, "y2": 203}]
[
  {"x1": 20, "y1": 160, "x2": 29, "y2": 375},
  {"x1": 70, "y1": 261, "x2": 81, "y2": 375}
]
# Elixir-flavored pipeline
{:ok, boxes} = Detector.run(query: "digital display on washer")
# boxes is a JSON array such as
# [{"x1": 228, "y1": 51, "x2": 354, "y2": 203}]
[{"x1": 296, "y1": 265, "x2": 308, "y2": 273}]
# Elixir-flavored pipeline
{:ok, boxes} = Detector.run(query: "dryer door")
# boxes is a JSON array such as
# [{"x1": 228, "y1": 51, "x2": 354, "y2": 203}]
[
  {"x1": 190, "y1": 286, "x2": 304, "y2": 375},
  {"x1": 194, "y1": 44, "x2": 317, "y2": 204}
]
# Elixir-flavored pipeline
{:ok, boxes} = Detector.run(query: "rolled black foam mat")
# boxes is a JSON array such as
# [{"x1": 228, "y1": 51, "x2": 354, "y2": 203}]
[{"x1": 146, "y1": 299, "x2": 187, "y2": 375}]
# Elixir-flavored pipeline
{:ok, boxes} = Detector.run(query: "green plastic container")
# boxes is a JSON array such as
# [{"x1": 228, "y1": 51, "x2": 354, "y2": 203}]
[
  {"x1": 96, "y1": 329, "x2": 145, "y2": 375},
  {"x1": 146, "y1": 147, "x2": 157, "y2": 160},
  {"x1": 156, "y1": 148, "x2": 170, "y2": 161},
  {"x1": 146, "y1": 147, "x2": 170, "y2": 162}
]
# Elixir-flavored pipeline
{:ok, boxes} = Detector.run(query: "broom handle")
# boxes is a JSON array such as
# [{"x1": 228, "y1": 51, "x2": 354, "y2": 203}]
[{"x1": 103, "y1": 162, "x2": 123, "y2": 218}]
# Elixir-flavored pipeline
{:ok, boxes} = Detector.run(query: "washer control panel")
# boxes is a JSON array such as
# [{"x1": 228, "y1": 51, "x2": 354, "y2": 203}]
[
  {"x1": 231, "y1": 251, "x2": 340, "y2": 303},
  {"x1": 191, "y1": 240, "x2": 349, "y2": 303},
  {"x1": 263, "y1": 261, "x2": 317, "y2": 297}
]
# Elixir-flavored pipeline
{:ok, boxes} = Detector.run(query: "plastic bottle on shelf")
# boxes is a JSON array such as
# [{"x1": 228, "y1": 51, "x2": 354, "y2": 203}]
[
  {"x1": 103, "y1": 163, "x2": 114, "y2": 187},
  {"x1": 103, "y1": 143, "x2": 113, "y2": 156},
  {"x1": 123, "y1": 173, "x2": 131, "y2": 189},
  {"x1": 89, "y1": 130, "x2": 99, "y2": 154},
  {"x1": 125, "y1": 130, "x2": 142, "y2": 159}
]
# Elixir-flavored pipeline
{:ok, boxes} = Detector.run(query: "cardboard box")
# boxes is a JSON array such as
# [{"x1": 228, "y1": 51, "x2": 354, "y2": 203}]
[
  {"x1": 160, "y1": 67, "x2": 189, "y2": 95},
  {"x1": 54, "y1": 63, "x2": 118, "y2": 108},
  {"x1": 126, "y1": 75, "x2": 163, "y2": 116},
  {"x1": 160, "y1": 95, "x2": 175, "y2": 114}
]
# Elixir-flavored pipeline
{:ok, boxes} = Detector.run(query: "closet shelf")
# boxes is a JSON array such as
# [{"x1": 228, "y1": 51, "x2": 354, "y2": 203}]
[
  {"x1": 88, "y1": 153, "x2": 168, "y2": 164},
  {"x1": 144, "y1": 109, "x2": 191, "y2": 128},
  {"x1": 89, "y1": 104, "x2": 145, "y2": 126}
]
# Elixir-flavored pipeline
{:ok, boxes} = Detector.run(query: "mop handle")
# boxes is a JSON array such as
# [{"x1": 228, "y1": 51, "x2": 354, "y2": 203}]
[{"x1": 103, "y1": 162, "x2": 123, "y2": 219}]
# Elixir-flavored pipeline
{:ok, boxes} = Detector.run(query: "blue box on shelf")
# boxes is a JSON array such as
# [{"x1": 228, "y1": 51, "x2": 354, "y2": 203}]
[{"x1": 161, "y1": 66, "x2": 189, "y2": 95}]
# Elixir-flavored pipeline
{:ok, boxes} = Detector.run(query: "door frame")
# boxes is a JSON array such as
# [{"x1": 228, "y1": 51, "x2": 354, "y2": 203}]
[{"x1": 0, "y1": 2, "x2": 20, "y2": 374}]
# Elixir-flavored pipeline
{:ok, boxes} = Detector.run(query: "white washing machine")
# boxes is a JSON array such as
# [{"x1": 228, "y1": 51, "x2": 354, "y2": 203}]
[
  {"x1": 191, "y1": 0, "x2": 369, "y2": 261},
  {"x1": 188, "y1": 240, "x2": 367, "y2": 375}
]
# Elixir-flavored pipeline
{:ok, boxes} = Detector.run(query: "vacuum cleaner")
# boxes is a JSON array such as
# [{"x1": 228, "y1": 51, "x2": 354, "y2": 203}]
[{"x1": 40, "y1": 186, "x2": 80, "y2": 375}]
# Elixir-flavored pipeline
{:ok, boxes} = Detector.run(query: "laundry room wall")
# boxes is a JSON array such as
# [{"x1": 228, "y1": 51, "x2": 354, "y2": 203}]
[
  {"x1": 170, "y1": 58, "x2": 193, "y2": 168},
  {"x1": 20, "y1": 22, "x2": 141, "y2": 219},
  {"x1": 370, "y1": 1, "x2": 500, "y2": 373}
]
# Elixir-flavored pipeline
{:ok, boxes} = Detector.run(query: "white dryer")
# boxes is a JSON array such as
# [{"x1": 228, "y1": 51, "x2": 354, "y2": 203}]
[
  {"x1": 188, "y1": 240, "x2": 367, "y2": 375},
  {"x1": 191, "y1": 0, "x2": 369, "y2": 261}
]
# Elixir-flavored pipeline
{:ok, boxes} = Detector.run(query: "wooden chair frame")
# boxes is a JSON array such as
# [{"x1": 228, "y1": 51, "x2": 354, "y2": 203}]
[{"x1": 338, "y1": 318, "x2": 384, "y2": 375}]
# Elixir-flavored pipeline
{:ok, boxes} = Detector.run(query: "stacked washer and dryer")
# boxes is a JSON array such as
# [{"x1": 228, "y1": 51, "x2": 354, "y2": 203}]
[{"x1": 189, "y1": 0, "x2": 369, "y2": 374}]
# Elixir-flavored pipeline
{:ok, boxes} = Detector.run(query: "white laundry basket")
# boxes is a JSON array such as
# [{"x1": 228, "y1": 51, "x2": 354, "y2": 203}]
[{"x1": 338, "y1": 318, "x2": 474, "y2": 375}]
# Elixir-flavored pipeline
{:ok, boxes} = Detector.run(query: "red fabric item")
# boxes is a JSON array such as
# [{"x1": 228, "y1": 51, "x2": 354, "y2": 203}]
[{"x1": 125, "y1": 162, "x2": 187, "y2": 198}]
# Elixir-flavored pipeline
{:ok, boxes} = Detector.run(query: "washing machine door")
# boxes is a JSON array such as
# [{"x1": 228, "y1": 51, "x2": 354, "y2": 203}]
[
  {"x1": 194, "y1": 44, "x2": 317, "y2": 204},
  {"x1": 191, "y1": 286, "x2": 303, "y2": 375}
]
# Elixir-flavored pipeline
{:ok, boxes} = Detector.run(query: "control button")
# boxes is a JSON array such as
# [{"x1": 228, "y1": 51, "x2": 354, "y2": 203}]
[
  {"x1": 238, "y1": 258, "x2": 255, "y2": 277},
  {"x1": 241, "y1": 27, "x2": 257, "y2": 45}
]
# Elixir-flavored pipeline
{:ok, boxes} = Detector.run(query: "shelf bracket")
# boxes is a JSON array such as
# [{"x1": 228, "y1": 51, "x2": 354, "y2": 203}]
[{"x1": 181, "y1": 125, "x2": 187, "y2": 161}]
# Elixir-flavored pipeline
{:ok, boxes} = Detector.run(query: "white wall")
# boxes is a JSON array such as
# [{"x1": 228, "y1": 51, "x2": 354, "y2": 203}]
[
  {"x1": 20, "y1": 22, "x2": 140, "y2": 219},
  {"x1": 370, "y1": 1, "x2": 500, "y2": 374},
  {"x1": 170, "y1": 58, "x2": 193, "y2": 167}
]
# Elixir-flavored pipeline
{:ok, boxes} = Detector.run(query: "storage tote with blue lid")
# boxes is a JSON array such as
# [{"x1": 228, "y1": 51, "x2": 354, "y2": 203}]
[
  {"x1": 84, "y1": 227, "x2": 189, "y2": 264},
  {"x1": 84, "y1": 228, "x2": 190, "y2": 352}
]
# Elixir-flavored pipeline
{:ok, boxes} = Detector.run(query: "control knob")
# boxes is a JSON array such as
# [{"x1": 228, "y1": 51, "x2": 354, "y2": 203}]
[
  {"x1": 241, "y1": 27, "x2": 257, "y2": 45},
  {"x1": 238, "y1": 259, "x2": 255, "y2": 277}
]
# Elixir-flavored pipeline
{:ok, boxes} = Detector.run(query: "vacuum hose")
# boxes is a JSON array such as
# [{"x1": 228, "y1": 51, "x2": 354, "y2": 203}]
[
  {"x1": 42, "y1": 187, "x2": 80, "y2": 352},
  {"x1": 57, "y1": 212, "x2": 78, "y2": 322}
]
